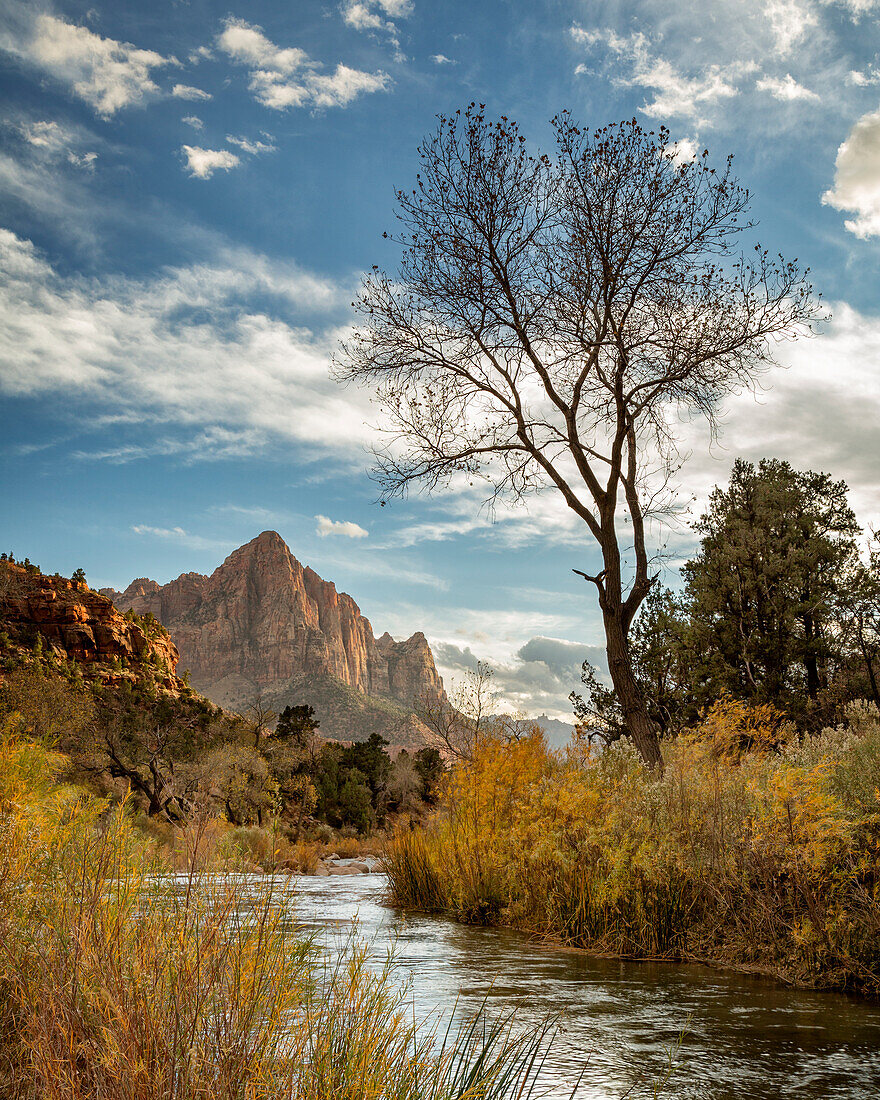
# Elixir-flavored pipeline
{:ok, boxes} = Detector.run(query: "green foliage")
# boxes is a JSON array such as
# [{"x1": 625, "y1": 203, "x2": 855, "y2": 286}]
[{"x1": 684, "y1": 458, "x2": 860, "y2": 722}]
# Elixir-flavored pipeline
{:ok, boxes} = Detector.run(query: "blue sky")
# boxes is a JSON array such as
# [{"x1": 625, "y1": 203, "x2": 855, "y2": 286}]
[{"x1": 2, "y1": 0, "x2": 880, "y2": 717}]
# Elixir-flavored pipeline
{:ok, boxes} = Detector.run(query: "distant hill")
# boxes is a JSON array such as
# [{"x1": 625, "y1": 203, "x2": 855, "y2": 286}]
[
  {"x1": 487, "y1": 712, "x2": 576, "y2": 749},
  {"x1": 101, "y1": 531, "x2": 445, "y2": 748},
  {"x1": 532, "y1": 714, "x2": 576, "y2": 748}
]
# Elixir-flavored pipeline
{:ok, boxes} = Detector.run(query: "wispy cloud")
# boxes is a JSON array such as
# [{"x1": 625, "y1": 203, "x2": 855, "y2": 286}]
[
  {"x1": 756, "y1": 72, "x2": 820, "y2": 100},
  {"x1": 131, "y1": 524, "x2": 233, "y2": 552},
  {"x1": 342, "y1": 0, "x2": 413, "y2": 57},
  {"x1": 172, "y1": 83, "x2": 212, "y2": 101},
  {"x1": 217, "y1": 17, "x2": 390, "y2": 110},
  {"x1": 0, "y1": 229, "x2": 373, "y2": 463},
  {"x1": 571, "y1": 26, "x2": 747, "y2": 125},
  {"x1": 226, "y1": 134, "x2": 276, "y2": 155}
]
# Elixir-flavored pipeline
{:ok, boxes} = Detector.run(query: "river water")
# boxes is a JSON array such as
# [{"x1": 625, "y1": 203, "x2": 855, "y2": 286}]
[{"x1": 289, "y1": 873, "x2": 880, "y2": 1100}]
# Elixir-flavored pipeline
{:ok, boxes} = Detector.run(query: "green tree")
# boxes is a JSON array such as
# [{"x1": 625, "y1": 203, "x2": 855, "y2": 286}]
[
  {"x1": 572, "y1": 585, "x2": 693, "y2": 742},
  {"x1": 337, "y1": 767, "x2": 373, "y2": 832},
  {"x1": 682, "y1": 458, "x2": 860, "y2": 721}
]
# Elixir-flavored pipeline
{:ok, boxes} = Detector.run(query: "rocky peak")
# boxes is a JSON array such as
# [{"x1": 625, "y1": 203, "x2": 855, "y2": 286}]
[{"x1": 106, "y1": 532, "x2": 445, "y2": 720}]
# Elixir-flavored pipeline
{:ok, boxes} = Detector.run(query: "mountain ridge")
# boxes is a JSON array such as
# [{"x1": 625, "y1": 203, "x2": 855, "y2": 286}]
[{"x1": 101, "y1": 531, "x2": 445, "y2": 745}]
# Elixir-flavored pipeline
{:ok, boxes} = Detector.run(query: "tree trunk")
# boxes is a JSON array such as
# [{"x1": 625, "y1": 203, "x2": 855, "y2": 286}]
[{"x1": 603, "y1": 607, "x2": 663, "y2": 770}]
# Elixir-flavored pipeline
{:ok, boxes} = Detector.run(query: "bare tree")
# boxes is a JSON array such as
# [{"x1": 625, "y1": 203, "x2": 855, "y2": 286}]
[
  {"x1": 336, "y1": 109, "x2": 820, "y2": 768},
  {"x1": 416, "y1": 661, "x2": 532, "y2": 762}
]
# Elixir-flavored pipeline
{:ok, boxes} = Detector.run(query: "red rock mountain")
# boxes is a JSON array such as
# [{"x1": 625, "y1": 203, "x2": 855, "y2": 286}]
[
  {"x1": 1, "y1": 562, "x2": 184, "y2": 693},
  {"x1": 101, "y1": 532, "x2": 445, "y2": 743}
]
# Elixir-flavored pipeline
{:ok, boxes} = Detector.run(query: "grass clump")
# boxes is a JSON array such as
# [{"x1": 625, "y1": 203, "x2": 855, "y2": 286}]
[
  {"x1": 386, "y1": 697, "x2": 880, "y2": 994},
  {"x1": 0, "y1": 714, "x2": 564, "y2": 1100}
]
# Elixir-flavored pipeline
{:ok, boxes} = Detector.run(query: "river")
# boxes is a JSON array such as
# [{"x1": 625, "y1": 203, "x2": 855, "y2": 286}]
[{"x1": 289, "y1": 872, "x2": 880, "y2": 1100}]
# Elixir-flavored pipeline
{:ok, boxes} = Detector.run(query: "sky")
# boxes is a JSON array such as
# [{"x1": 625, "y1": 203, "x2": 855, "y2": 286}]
[{"x1": 2, "y1": 0, "x2": 880, "y2": 719}]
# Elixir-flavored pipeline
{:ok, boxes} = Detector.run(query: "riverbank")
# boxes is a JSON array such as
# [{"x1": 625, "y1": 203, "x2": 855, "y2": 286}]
[
  {"x1": 0, "y1": 729, "x2": 562, "y2": 1100},
  {"x1": 385, "y1": 697, "x2": 880, "y2": 998}
]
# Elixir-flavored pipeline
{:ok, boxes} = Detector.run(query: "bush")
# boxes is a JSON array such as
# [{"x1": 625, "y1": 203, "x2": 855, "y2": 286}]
[{"x1": 387, "y1": 704, "x2": 880, "y2": 994}]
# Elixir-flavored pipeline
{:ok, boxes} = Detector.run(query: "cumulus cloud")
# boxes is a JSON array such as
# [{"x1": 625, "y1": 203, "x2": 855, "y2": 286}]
[
  {"x1": 0, "y1": 228, "x2": 375, "y2": 462},
  {"x1": 756, "y1": 72, "x2": 820, "y2": 100},
  {"x1": 432, "y1": 634, "x2": 605, "y2": 718},
  {"x1": 182, "y1": 115, "x2": 204, "y2": 129},
  {"x1": 172, "y1": 83, "x2": 212, "y2": 101},
  {"x1": 822, "y1": 108, "x2": 880, "y2": 236},
  {"x1": 181, "y1": 145, "x2": 240, "y2": 179},
  {"x1": 217, "y1": 17, "x2": 390, "y2": 110},
  {"x1": 315, "y1": 515, "x2": 369, "y2": 538},
  {"x1": 11, "y1": 13, "x2": 170, "y2": 116},
  {"x1": 430, "y1": 53, "x2": 456, "y2": 65}
]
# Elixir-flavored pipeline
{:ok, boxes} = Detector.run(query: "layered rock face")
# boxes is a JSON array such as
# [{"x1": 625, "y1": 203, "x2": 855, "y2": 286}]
[
  {"x1": 1, "y1": 562, "x2": 183, "y2": 690},
  {"x1": 102, "y1": 532, "x2": 445, "y2": 729}
]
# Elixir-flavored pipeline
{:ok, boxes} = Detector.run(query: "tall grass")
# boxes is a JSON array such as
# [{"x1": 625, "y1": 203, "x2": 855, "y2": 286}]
[
  {"x1": 386, "y1": 699, "x2": 880, "y2": 994},
  {"x1": 0, "y1": 716, "x2": 563, "y2": 1100}
]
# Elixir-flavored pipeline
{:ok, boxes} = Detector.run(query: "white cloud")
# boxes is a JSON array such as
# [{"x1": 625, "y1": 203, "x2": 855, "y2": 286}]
[
  {"x1": 20, "y1": 119, "x2": 68, "y2": 150},
  {"x1": 17, "y1": 13, "x2": 170, "y2": 116},
  {"x1": 182, "y1": 115, "x2": 204, "y2": 130},
  {"x1": 342, "y1": 0, "x2": 413, "y2": 55},
  {"x1": 756, "y1": 72, "x2": 820, "y2": 100},
  {"x1": 0, "y1": 229, "x2": 375, "y2": 462},
  {"x1": 131, "y1": 524, "x2": 233, "y2": 551},
  {"x1": 68, "y1": 151, "x2": 98, "y2": 170},
  {"x1": 849, "y1": 67, "x2": 880, "y2": 85},
  {"x1": 315, "y1": 515, "x2": 369, "y2": 538},
  {"x1": 665, "y1": 138, "x2": 698, "y2": 164},
  {"x1": 822, "y1": 108, "x2": 880, "y2": 236},
  {"x1": 217, "y1": 17, "x2": 390, "y2": 110},
  {"x1": 570, "y1": 26, "x2": 745, "y2": 125},
  {"x1": 172, "y1": 83, "x2": 212, "y2": 101},
  {"x1": 226, "y1": 134, "x2": 276, "y2": 155},
  {"x1": 765, "y1": 0, "x2": 817, "y2": 56},
  {"x1": 430, "y1": 53, "x2": 456, "y2": 65},
  {"x1": 181, "y1": 145, "x2": 240, "y2": 179},
  {"x1": 132, "y1": 524, "x2": 187, "y2": 538}
]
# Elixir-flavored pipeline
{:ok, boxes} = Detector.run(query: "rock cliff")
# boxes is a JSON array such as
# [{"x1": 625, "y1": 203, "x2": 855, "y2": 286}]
[
  {"x1": 102, "y1": 532, "x2": 445, "y2": 743},
  {"x1": 1, "y1": 561, "x2": 184, "y2": 692}
]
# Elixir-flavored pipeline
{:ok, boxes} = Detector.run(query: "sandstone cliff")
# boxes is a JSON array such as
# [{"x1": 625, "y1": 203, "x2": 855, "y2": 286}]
[
  {"x1": 1, "y1": 561, "x2": 184, "y2": 692},
  {"x1": 102, "y1": 532, "x2": 445, "y2": 743}
]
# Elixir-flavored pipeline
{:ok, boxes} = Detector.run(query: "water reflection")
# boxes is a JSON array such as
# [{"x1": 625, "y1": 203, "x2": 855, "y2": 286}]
[{"x1": 290, "y1": 873, "x2": 880, "y2": 1100}]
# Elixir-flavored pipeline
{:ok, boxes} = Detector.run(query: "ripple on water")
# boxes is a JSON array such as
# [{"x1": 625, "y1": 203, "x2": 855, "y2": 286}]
[{"x1": 274, "y1": 875, "x2": 880, "y2": 1100}]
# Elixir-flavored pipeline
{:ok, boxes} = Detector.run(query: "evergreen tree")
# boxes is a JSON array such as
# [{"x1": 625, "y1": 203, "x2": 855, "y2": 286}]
[{"x1": 683, "y1": 458, "x2": 860, "y2": 722}]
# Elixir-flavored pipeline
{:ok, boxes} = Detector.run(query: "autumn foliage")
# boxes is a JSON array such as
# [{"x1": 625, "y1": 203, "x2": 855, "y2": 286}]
[{"x1": 386, "y1": 699, "x2": 880, "y2": 994}]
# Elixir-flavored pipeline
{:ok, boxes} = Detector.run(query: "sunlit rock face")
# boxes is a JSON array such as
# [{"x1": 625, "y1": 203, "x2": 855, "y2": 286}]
[
  {"x1": 4, "y1": 564, "x2": 184, "y2": 692},
  {"x1": 103, "y1": 531, "x2": 445, "y2": 741}
]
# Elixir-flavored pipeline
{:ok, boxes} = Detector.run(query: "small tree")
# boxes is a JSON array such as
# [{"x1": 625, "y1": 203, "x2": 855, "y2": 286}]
[{"x1": 337, "y1": 108, "x2": 820, "y2": 767}]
